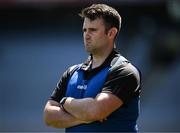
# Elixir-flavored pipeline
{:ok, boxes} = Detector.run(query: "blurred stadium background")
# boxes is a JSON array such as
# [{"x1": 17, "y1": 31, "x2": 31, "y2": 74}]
[{"x1": 0, "y1": 0, "x2": 180, "y2": 132}]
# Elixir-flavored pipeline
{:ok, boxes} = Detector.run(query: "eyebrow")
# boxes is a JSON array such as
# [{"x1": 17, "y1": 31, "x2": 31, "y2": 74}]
[{"x1": 82, "y1": 28, "x2": 98, "y2": 32}]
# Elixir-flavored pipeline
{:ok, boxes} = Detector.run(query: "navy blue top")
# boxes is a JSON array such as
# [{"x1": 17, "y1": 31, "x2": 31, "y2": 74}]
[{"x1": 50, "y1": 49, "x2": 141, "y2": 132}]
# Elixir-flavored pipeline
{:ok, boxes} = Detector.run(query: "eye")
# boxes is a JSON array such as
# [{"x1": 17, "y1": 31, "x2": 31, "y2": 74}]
[
  {"x1": 90, "y1": 28, "x2": 97, "y2": 32},
  {"x1": 83, "y1": 28, "x2": 86, "y2": 32}
]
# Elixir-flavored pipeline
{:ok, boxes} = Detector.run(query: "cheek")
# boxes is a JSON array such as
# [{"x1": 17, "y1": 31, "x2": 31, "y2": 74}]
[
  {"x1": 96, "y1": 33, "x2": 106, "y2": 42},
  {"x1": 93, "y1": 32, "x2": 103, "y2": 40}
]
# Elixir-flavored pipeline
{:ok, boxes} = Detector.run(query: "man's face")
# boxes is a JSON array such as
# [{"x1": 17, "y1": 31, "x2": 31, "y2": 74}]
[{"x1": 83, "y1": 17, "x2": 109, "y2": 54}]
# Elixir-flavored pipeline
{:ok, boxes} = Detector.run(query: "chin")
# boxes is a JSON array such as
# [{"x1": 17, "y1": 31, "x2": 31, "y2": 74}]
[
  {"x1": 85, "y1": 49, "x2": 93, "y2": 55},
  {"x1": 84, "y1": 45, "x2": 95, "y2": 53},
  {"x1": 85, "y1": 48, "x2": 91, "y2": 53}
]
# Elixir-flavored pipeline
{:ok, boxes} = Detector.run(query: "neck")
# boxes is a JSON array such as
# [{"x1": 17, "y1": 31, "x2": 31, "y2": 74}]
[{"x1": 91, "y1": 48, "x2": 113, "y2": 69}]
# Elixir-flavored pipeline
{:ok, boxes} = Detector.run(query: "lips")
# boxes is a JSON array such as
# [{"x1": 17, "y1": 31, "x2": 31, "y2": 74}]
[
  {"x1": 84, "y1": 38, "x2": 91, "y2": 44},
  {"x1": 85, "y1": 40, "x2": 91, "y2": 44}
]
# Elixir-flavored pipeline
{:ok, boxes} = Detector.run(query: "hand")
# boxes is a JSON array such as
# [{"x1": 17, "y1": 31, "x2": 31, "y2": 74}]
[
  {"x1": 82, "y1": 120, "x2": 93, "y2": 124},
  {"x1": 99, "y1": 118, "x2": 107, "y2": 123}
]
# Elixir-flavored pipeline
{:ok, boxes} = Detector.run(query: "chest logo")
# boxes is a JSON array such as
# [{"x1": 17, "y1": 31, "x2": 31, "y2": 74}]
[{"x1": 77, "y1": 85, "x2": 87, "y2": 90}]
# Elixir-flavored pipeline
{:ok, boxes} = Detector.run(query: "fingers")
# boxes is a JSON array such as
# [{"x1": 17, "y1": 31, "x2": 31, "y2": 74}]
[{"x1": 99, "y1": 118, "x2": 107, "y2": 122}]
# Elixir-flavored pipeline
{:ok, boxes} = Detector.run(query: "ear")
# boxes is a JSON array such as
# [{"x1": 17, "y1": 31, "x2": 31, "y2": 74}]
[{"x1": 108, "y1": 27, "x2": 118, "y2": 39}]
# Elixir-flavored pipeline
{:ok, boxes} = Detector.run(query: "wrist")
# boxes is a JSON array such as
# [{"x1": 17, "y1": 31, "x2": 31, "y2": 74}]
[
  {"x1": 60, "y1": 97, "x2": 74, "y2": 110},
  {"x1": 64, "y1": 97, "x2": 74, "y2": 111},
  {"x1": 60, "y1": 97, "x2": 68, "y2": 110},
  {"x1": 65, "y1": 97, "x2": 74, "y2": 105}
]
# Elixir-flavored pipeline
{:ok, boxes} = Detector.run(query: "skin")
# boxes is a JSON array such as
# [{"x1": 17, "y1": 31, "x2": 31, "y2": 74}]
[
  {"x1": 44, "y1": 100, "x2": 90, "y2": 128},
  {"x1": 44, "y1": 17, "x2": 123, "y2": 128},
  {"x1": 83, "y1": 17, "x2": 117, "y2": 68}
]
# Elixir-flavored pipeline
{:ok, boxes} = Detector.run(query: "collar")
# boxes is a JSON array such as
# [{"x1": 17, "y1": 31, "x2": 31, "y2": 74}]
[{"x1": 81, "y1": 49, "x2": 119, "y2": 71}]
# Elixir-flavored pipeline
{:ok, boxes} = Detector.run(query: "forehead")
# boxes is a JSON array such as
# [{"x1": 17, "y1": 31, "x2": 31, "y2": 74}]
[{"x1": 83, "y1": 17, "x2": 105, "y2": 28}]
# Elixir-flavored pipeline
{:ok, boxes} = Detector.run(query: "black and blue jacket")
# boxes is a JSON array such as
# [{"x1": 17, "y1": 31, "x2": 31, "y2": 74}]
[{"x1": 50, "y1": 49, "x2": 141, "y2": 132}]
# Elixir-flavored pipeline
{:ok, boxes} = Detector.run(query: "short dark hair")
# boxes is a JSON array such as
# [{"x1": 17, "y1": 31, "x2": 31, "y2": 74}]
[{"x1": 79, "y1": 4, "x2": 121, "y2": 34}]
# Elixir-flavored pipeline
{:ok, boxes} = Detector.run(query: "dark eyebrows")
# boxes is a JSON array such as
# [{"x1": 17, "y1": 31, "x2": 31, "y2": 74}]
[{"x1": 82, "y1": 28, "x2": 98, "y2": 32}]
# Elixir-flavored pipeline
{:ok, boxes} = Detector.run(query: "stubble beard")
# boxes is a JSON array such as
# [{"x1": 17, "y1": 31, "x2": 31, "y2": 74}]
[
  {"x1": 84, "y1": 42, "x2": 93, "y2": 53},
  {"x1": 85, "y1": 45, "x2": 93, "y2": 54}
]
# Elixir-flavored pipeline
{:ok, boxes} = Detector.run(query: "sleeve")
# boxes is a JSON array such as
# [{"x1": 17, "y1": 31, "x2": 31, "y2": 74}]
[
  {"x1": 49, "y1": 70, "x2": 69, "y2": 103},
  {"x1": 49, "y1": 64, "x2": 80, "y2": 103},
  {"x1": 102, "y1": 63, "x2": 141, "y2": 104}
]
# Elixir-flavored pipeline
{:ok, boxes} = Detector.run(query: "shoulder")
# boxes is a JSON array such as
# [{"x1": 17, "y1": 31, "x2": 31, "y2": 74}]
[
  {"x1": 57, "y1": 64, "x2": 82, "y2": 85},
  {"x1": 68, "y1": 64, "x2": 81, "y2": 73},
  {"x1": 103, "y1": 55, "x2": 141, "y2": 103},
  {"x1": 65, "y1": 64, "x2": 82, "y2": 76},
  {"x1": 109, "y1": 55, "x2": 140, "y2": 81}
]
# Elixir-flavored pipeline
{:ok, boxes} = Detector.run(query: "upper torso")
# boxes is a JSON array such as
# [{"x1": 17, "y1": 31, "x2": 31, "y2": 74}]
[{"x1": 50, "y1": 49, "x2": 141, "y2": 132}]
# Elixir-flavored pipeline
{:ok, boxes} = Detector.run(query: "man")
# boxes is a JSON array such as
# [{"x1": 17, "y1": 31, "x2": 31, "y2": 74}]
[{"x1": 44, "y1": 4, "x2": 141, "y2": 132}]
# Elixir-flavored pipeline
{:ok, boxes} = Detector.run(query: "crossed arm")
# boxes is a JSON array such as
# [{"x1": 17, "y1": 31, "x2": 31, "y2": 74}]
[
  {"x1": 44, "y1": 100, "x2": 88, "y2": 128},
  {"x1": 44, "y1": 92, "x2": 123, "y2": 128}
]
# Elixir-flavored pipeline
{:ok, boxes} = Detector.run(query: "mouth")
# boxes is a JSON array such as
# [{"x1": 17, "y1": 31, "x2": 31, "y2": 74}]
[
  {"x1": 85, "y1": 41, "x2": 91, "y2": 44},
  {"x1": 84, "y1": 41, "x2": 91, "y2": 49},
  {"x1": 84, "y1": 39, "x2": 91, "y2": 45}
]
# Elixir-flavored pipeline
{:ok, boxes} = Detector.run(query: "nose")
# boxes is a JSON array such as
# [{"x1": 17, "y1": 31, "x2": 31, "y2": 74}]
[{"x1": 84, "y1": 31, "x2": 91, "y2": 40}]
